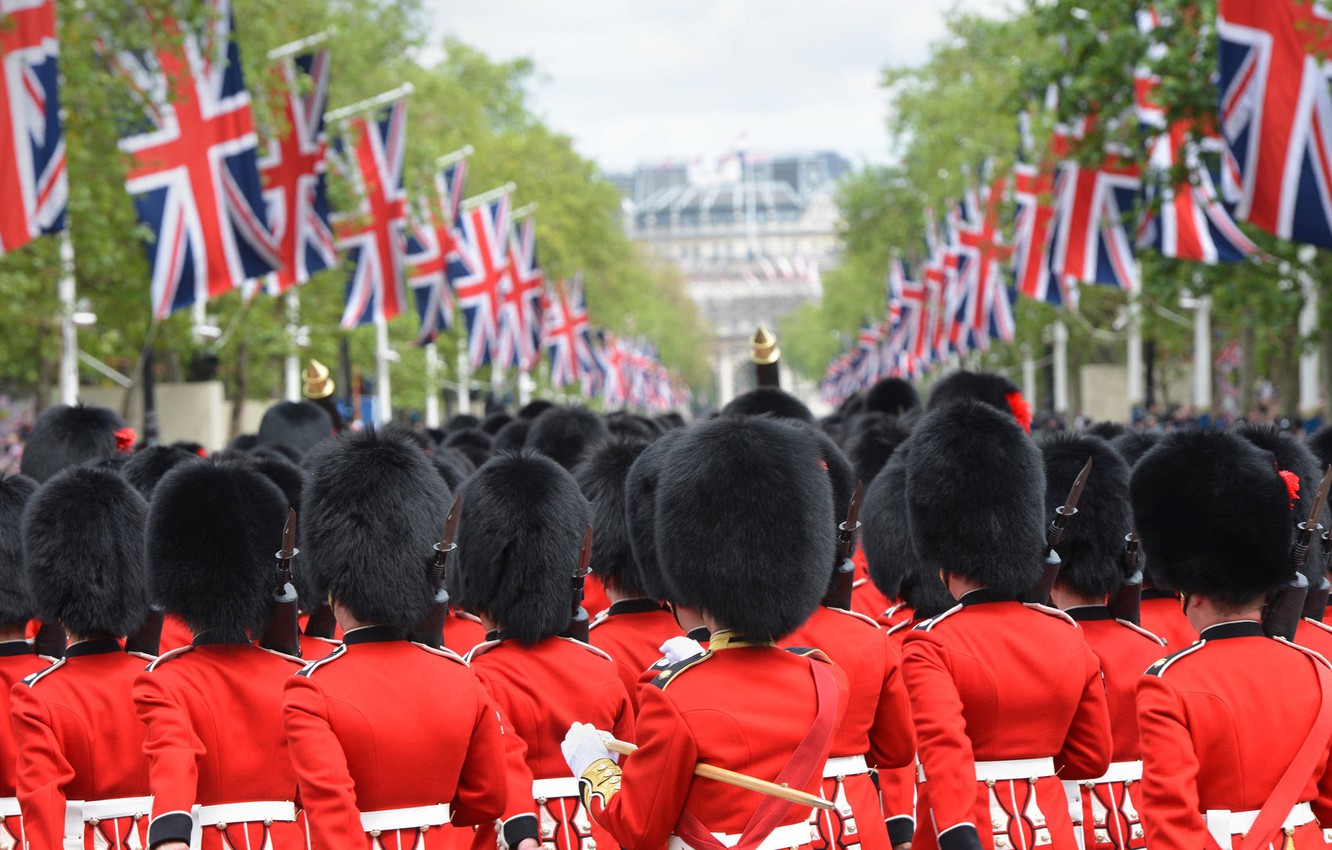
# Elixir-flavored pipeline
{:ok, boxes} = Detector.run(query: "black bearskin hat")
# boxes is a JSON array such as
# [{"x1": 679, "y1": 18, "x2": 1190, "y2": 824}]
[
  {"x1": 147, "y1": 460, "x2": 288, "y2": 638},
  {"x1": 493, "y1": 419, "x2": 532, "y2": 453},
  {"x1": 450, "y1": 451, "x2": 589, "y2": 644},
  {"x1": 865, "y1": 378, "x2": 920, "y2": 417},
  {"x1": 605, "y1": 413, "x2": 660, "y2": 442},
  {"x1": 1131, "y1": 430, "x2": 1293, "y2": 604},
  {"x1": 1109, "y1": 431, "x2": 1161, "y2": 468},
  {"x1": 906, "y1": 400, "x2": 1045, "y2": 596},
  {"x1": 430, "y1": 451, "x2": 471, "y2": 493},
  {"x1": 720, "y1": 388, "x2": 815, "y2": 424},
  {"x1": 845, "y1": 413, "x2": 913, "y2": 487},
  {"x1": 445, "y1": 414, "x2": 482, "y2": 434},
  {"x1": 1040, "y1": 432, "x2": 1132, "y2": 599},
  {"x1": 525, "y1": 406, "x2": 610, "y2": 470},
  {"x1": 812, "y1": 428, "x2": 855, "y2": 544},
  {"x1": 1237, "y1": 423, "x2": 1330, "y2": 535},
  {"x1": 302, "y1": 429, "x2": 450, "y2": 629},
  {"x1": 122, "y1": 445, "x2": 204, "y2": 498},
  {"x1": 1086, "y1": 421, "x2": 1130, "y2": 442},
  {"x1": 574, "y1": 439, "x2": 652, "y2": 596},
  {"x1": 443, "y1": 428, "x2": 493, "y2": 470},
  {"x1": 21, "y1": 404, "x2": 129, "y2": 483},
  {"x1": 1308, "y1": 424, "x2": 1332, "y2": 472},
  {"x1": 0, "y1": 475, "x2": 38, "y2": 626},
  {"x1": 257, "y1": 401, "x2": 332, "y2": 460},
  {"x1": 24, "y1": 467, "x2": 148, "y2": 636},
  {"x1": 517, "y1": 399, "x2": 555, "y2": 421},
  {"x1": 926, "y1": 370, "x2": 1031, "y2": 432},
  {"x1": 656, "y1": 412, "x2": 686, "y2": 431},
  {"x1": 246, "y1": 453, "x2": 306, "y2": 512},
  {"x1": 625, "y1": 430, "x2": 685, "y2": 601},
  {"x1": 656, "y1": 416, "x2": 833, "y2": 640},
  {"x1": 482, "y1": 412, "x2": 513, "y2": 435}
]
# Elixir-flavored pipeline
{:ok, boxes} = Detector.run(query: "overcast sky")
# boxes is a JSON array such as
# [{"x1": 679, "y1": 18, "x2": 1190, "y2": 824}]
[{"x1": 422, "y1": 1, "x2": 1012, "y2": 174}]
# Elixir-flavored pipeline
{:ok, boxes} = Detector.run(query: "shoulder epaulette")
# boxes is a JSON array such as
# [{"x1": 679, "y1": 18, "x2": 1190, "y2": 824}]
[
  {"x1": 144, "y1": 645, "x2": 194, "y2": 672},
  {"x1": 1114, "y1": 619, "x2": 1167, "y2": 647},
  {"x1": 19, "y1": 658, "x2": 65, "y2": 688},
  {"x1": 464, "y1": 639, "x2": 501, "y2": 663},
  {"x1": 1277, "y1": 634, "x2": 1332, "y2": 670},
  {"x1": 647, "y1": 650, "x2": 712, "y2": 690},
  {"x1": 1022, "y1": 602, "x2": 1077, "y2": 626},
  {"x1": 257, "y1": 646, "x2": 306, "y2": 666},
  {"x1": 295, "y1": 644, "x2": 347, "y2": 678},
  {"x1": 915, "y1": 603, "x2": 963, "y2": 631},
  {"x1": 826, "y1": 607, "x2": 882, "y2": 629},
  {"x1": 558, "y1": 636, "x2": 615, "y2": 662},
  {"x1": 886, "y1": 619, "x2": 913, "y2": 636},
  {"x1": 784, "y1": 646, "x2": 832, "y2": 664},
  {"x1": 1143, "y1": 640, "x2": 1205, "y2": 677},
  {"x1": 410, "y1": 642, "x2": 469, "y2": 666},
  {"x1": 588, "y1": 610, "x2": 610, "y2": 630}
]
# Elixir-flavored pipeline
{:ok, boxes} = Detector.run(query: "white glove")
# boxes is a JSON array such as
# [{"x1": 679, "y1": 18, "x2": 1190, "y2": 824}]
[
  {"x1": 562, "y1": 722, "x2": 615, "y2": 777},
  {"x1": 659, "y1": 636, "x2": 706, "y2": 665}
]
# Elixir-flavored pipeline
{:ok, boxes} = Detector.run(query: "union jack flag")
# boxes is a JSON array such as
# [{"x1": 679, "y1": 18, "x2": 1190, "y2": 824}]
[
  {"x1": 1218, "y1": 0, "x2": 1332, "y2": 248},
  {"x1": 595, "y1": 331, "x2": 629, "y2": 409},
  {"x1": 406, "y1": 157, "x2": 468, "y2": 344},
  {"x1": 114, "y1": 0, "x2": 279, "y2": 319},
  {"x1": 451, "y1": 193, "x2": 511, "y2": 370},
  {"x1": 497, "y1": 209, "x2": 544, "y2": 372},
  {"x1": 335, "y1": 98, "x2": 408, "y2": 329},
  {"x1": 543, "y1": 274, "x2": 595, "y2": 389},
  {"x1": 1, "y1": 0, "x2": 65, "y2": 256},
  {"x1": 955, "y1": 172, "x2": 1017, "y2": 348},
  {"x1": 258, "y1": 48, "x2": 335, "y2": 294},
  {"x1": 1136, "y1": 7, "x2": 1256, "y2": 263},
  {"x1": 886, "y1": 257, "x2": 928, "y2": 368},
  {"x1": 1012, "y1": 112, "x2": 1070, "y2": 307}
]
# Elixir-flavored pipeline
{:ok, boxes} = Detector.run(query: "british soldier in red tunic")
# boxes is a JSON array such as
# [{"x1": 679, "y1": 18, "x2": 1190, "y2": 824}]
[
  {"x1": 1040, "y1": 433, "x2": 1166, "y2": 850},
  {"x1": 900, "y1": 400, "x2": 1113, "y2": 850},
  {"x1": 1131, "y1": 430, "x2": 1332, "y2": 850},
  {"x1": 11, "y1": 467, "x2": 155, "y2": 850},
  {"x1": 133, "y1": 459, "x2": 307, "y2": 850},
  {"x1": 449, "y1": 449, "x2": 634, "y2": 850},
  {"x1": 562, "y1": 415, "x2": 850, "y2": 850},
  {"x1": 284, "y1": 428, "x2": 511, "y2": 850}
]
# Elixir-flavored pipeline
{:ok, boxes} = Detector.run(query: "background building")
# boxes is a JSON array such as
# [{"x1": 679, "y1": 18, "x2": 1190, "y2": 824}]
[{"x1": 608, "y1": 150, "x2": 848, "y2": 406}]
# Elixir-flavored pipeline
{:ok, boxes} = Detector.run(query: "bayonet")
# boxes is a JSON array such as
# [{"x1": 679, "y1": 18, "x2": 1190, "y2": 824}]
[
  {"x1": 411, "y1": 492, "x2": 463, "y2": 649},
  {"x1": 1022, "y1": 457, "x2": 1092, "y2": 604},
  {"x1": 1107, "y1": 531, "x2": 1143, "y2": 625},
  {"x1": 1292, "y1": 465, "x2": 1332, "y2": 575},
  {"x1": 823, "y1": 480, "x2": 864, "y2": 610},
  {"x1": 563, "y1": 525, "x2": 594, "y2": 643},
  {"x1": 259, "y1": 508, "x2": 302, "y2": 657}
]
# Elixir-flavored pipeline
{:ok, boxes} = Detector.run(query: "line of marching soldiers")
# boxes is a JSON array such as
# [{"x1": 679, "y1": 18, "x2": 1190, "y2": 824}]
[{"x1": 1, "y1": 367, "x2": 1332, "y2": 850}]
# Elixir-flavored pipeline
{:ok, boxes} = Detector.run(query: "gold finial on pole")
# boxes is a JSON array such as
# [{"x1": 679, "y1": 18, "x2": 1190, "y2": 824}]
[
  {"x1": 303, "y1": 359, "x2": 335, "y2": 400},
  {"x1": 751, "y1": 325, "x2": 780, "y2": 365}
]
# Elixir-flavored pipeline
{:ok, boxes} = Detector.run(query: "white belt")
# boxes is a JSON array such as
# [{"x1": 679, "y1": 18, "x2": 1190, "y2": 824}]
[
  {"x1": 72, "y1": 796, "x2": 153, "y2": 822},
  {"x1": 1207, "y1": 802, "x2": 1315, "y2": 838},
  {"x1": 823, "y1": 755, "x2": 870, "y2": 779},
  {"x1": 668, "y1": 822, "x2": 815, "y2": 850},
  {"x1": 974, "y1": 757, "x2": 1056, "y2": 783},
  {"x1": 1085, "y1": 760, "x2": 1142, "y2": 786},
  {"x1": 532, "y1": 778, "x2": 580, "y2": 800},
  {"x1": 0, "y1": 797, "x2": 18, "y2": 818},
  {"x1": 195, "y1": 801, "x2": 297, "y2": 826},
  {"x1": 360, "y1": 803, "x2": 452, "y2": 834}
]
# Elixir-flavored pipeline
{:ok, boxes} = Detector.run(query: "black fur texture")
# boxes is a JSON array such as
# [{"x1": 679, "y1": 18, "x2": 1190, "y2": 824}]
[
  {"x1": 720, "y1": 388, "x2": 815, "y2": 424},
  {"x1": 431, "y1": 451, "x2": 471, "y2": 493},
  {"x1": 482, "y1": 412, "x2": 513, "y2": 435},
  {"x1": 811, "y1": 427, "x2": 855, "y2": 544},
  {"x1": 624, "y1": 430, "x2": 685, "y2": 601},
  {"x1": 1085, "y1": 421, "x2": 1130, "y2": 442},
  {"x1": 525, "y1": 406, "x2": 610, "y2": 470},
  {"x1": 493, "y1": 419, "x2": 532, "y2": 453},
  {"x1": 1039, "y1": 432, "x2": 1132, "y2": 599},
  {"x1": 656, "y1": 416, "x2": 833, "y2": 640},
  {"x1": 1131, "y1": 430, "x2": 1293, "y2": 604},
  {"x1": 906, "y1": 400, "x2": 1046, "y2": 596},
  {"x1": 24, "y1": 467, "x2": 148, "y2": 636},
  {"x1": 925, "y1": 370, "x2": 1021, "y2": 413},
  {"x1": 864, "y1": 378, "x2": 920, "y2": 417},
  {"x1": 450, "y1": 451, "x2": 589, "y2": 644},
  {"x1": 574, "y1": 439, "x2": 652, "y2": 595},
  {"x1": 445, "y1": 414, "x2": 482, "y2": 434},
  {"x1": 605, "y1": 413, "x2": 660, "y2": 442},
  {"x1": 1238, "y1": 423, "x2": 1330, "y2": 530},
  {"x1": 0, "y1": 475, "x2": 38, "y2": 625},
  {"x1": 122, "y1": 445, "x2": 203, "y2": 498},
  {"x1": 1109, "y1": 431, "x2": 1161, "y2": 468},
  {"x1": 444, "y1": 427, "x2": 493, "y2": 470},
  {"x1": 257, "y1": 401, "x2": 332, "y2": 459},
  {"x1": 147, "y1": 460, "x2": 289, "y2": 638},
  {"x1": 1308, "y1": 424, "x2": 1332, "y2": 472},
  {"x1": 21, "y1": 404, "x2": 126, "y2": 483},
  {"x1": 302, "y1": 429, "x2": 451, "y2": 629},
  {"x1": 517, "y1": 400, "x2": 555, "y2": 421},
  {"x1": 845, "y1": 413, "x2": 913, "y2": 487}
]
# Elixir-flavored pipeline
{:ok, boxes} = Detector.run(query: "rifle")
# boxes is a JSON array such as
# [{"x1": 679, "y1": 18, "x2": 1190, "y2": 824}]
[
  {"x1": 1268, "y1": 465, "x2": 1332, "y2": 638},
  {"x1": 303, "y1": 602, "x2": 338, "y2": 640},
  {"x1": 1293, "y1": 466, "x2": 1332, "y2": 577},
  {"x1": 1107, "y1": 532, "x2": 1143, "y2": 625},
  {"x1": 409, "y1": 492, "x2": 462, "y2": 649},
  {"x1": 563, "y1": 525, "x2": 594, "y2": 643},
  {"x1": 259, "y1": 508, "x2": 302, "y2": 657},
  {"x1": 1021, "y1": 457, "x2": 1092, "y2": 604},
  {"x1": 822, "y1": 480, "x2": 864, "y2": 610},
  {"x1": 125, "y1": 606, "x2": 165, "y2": 656},
  {"x1": 33, "y1": 620, "x2": 65, "y2": 659}
]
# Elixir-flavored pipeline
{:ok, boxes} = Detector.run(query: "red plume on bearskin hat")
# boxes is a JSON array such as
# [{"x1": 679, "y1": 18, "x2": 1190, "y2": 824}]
[
  {"x1": 0, "y1": 475, "x2": 39, "y2": 627},
  {"x1": 655, "y1": 416, "x2": 833, "y2": 641},
  {"x1": 1131, "y1": 430, "x2": 1294, "y2": 605},
  {"x1": 1236, "y1": 423, "x2": 1330, "y2": 537},
  {"x1": 450, "y1": 451, "x2": 589, "y2": 644},
  {"x1": 906, "y1": 400, "x2": 1045, "y2": 597},
  {"x1": 574, "y1": 438, "x2": 653, "y2": 597},
  {"x1": 1039, "y1": 432, "x2": 1132, "y2": 599},
  {"x1": 24, "y1": 467, "x2": 148, "y2": 637},
  {"x1": 926, "y1": 370, "x2": 1031, "y2": 433},
  {"x1": 301, "y1": 429, "x2": 450, "y2": 630},
  {"x1": 20, "y1": 404, "x2": 130, "y2": 484},
  {"x1": 146, "y1": 460, "x2": 288, "y2": 640}
]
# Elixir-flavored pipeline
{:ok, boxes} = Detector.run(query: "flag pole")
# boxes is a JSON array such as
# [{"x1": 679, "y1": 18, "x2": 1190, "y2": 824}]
[
  {"x1": 325, "y1": 83, "x2": 414, "y2": 123},
  {"x1": 436, "y1": 145, "x2": 474, "y2": 168},
  {"x1": 1052, "y1": 317, "x2": 1069, "y2": 416},
  {"x1": 461, "y1": 183, "x2": 517, "y2": 211},
  {"x1": 57, "y1": 232, "x2": 78, "y2": 406},
  {"x1": 457, "y1": 343, "x2": 471, "y2": 413},
  {"x1": 1126, "y1": 287, "x2": 1144, "y2": 419},
  {"x1": 266, "y1": 29, "x2": 335, "y2": 62},
  {"x1": 374, "y1": 310, "x2": 394, "y2": 424},
  {"x1": 284, "y1": 288, "x2": 301, "y2": 402},
  {"x1": 424, "y1": 341, "x2": 441, "y2": 427}
]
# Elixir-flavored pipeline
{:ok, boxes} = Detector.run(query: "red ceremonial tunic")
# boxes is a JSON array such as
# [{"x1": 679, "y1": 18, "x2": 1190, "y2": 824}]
[
  {"x1": 445, "y1": 609, "x2": 487, "y2": 655},
  {"x1": 1135, "y1": 620, "x2": 1332, "y2": 850},
  {"x1": 584, "y1": 577, "x2": 611, "y2": 621},
  {"x1": 133, "y1": 635, "x2": 306, "y2": 849},
  {"x1": 585, "y1": 631, "x2": 850, "y2": 850},
  {"x1": 1293, "y1": 616, "x2": 1332, "y2": 660},
  {"x1": 589, "y1": 599, "x2": 683, "y2": 712},
  {"x1": 0, "y1": 642, "x2": 53, "y2": 848},
  {"x1": 11, "y1": 639, "x2": 153, "y2": 850},
  {"x1": 902, "y1": 590, "x2": 1112, "y2": 850},
  {"x1": 785, "y1": 607, "x2": 916, "y2": 850},
  {"x1": 879, "y1": 619, "x2": 920, "y2": 849},
  {"x1": 851, "y1": 548, "x2": 894, "y2": 624},
  {"x1": 157, "y1": 614, "x2": 194, "y2": 655},
  {"x1": 468, "y1": 634, "x2": 634, "y2": 850},
  {"x1": 1138, "y1": 592, "x2": 1195, "y2": 653},
  {"x1": 1063, "y1": 607, "x2": 1167, "y2": 850},
  {"x1": 282, "y1": 625, "x2": 510, "y2": 850}
]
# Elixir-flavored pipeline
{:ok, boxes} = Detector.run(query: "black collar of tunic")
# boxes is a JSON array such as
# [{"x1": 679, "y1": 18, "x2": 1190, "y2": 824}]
[
  {"x1": 0, "y1": 640, "x2": 32, "y2": 657},
  {"x1": 958, "y1": 587, "x2": 1014, "y2": 607},
  {"x1": 1199, "y1": 620, "x2": 1264, "y2": 641},
  {"x1": 1065, "y1": 605, "x2": 1114, "y2": 622},
  {"x1": 607, "y1": 598, "x2": 668, "y2": 616},
  {"x1": 343, "y1": 624, "x2": 409, "y2": 645},
  {"x1": 192, "y1": 629, "x2": 250, "y2": 647},
  {"x1": 65, "y1": 637, "x2": 122, "y2": 657}
]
